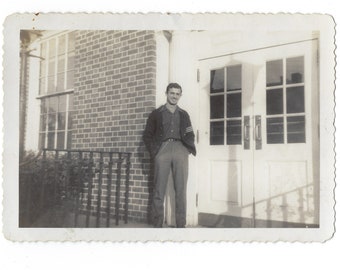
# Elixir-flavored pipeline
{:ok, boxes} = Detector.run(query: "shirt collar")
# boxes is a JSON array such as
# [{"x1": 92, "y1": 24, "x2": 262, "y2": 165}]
[{"x1": 160, "y1": 104, "x2": 182, "y2": 113}]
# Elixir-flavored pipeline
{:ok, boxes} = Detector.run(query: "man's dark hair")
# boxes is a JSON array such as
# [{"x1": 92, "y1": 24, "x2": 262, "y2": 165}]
[{"x1": 166, "y1": 83, "x2": 182, "y2": 93}]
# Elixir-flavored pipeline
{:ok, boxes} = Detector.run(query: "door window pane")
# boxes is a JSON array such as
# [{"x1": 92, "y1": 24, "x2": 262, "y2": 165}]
[
  {"x1": 266, "y1": 60, "x2": 283, "y2": 87},
  {"x1": 210, "y1": 69, "x2": 224, "y2": 93},
  {"x1": 287, "y1": 116, "x2": 305, "y2": 143},
  {"x1": 266, "y1": 88, "x2": 283, "y2": 115},
  {"x1": 227, "y1": 65, "x2": 241, "y2": 91},
  {"x1": 210, "y1": 95, "x2": 224, "y2": 119},
  {"x1": 227, "y1": 120, "x2": 242, "y2": 145},
  {"x1": 210, "y1": 121, "x2": 224, "y2": 145},
  {"x1": 267, "y1": 117, "x2": 284, "y2": 144},
  {"x1": 286, "y1": 56, "x2": 304, "y2": 84},
  {"x1": 287, "y1": 86, "x2": 305, "y2": 113},
  {"x1": 226, "y1": 93, "x2": 241, "y2": 118}
]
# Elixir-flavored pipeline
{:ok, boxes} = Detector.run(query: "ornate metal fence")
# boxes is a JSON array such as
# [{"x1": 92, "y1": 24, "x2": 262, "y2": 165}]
[{"x1": 19, "y1": 149, "x2": 131, "y2": 228}]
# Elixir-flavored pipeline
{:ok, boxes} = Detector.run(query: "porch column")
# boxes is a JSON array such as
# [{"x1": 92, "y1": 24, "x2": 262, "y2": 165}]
[
  {"x1": 166, "y1": 31, "x2": 198, "y2": 227},
  {"x1": 155, "y1": 31, "x2": 170, "y2": 107}
]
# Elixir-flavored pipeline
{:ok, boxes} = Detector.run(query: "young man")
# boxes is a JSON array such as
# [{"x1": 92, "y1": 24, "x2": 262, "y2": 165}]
[{"x1": 143, "y1": 83, "x2": 196, "y2": 228}]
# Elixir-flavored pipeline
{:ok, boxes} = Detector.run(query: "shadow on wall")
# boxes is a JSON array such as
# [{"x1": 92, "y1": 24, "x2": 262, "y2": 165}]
[
  {"x1": 199, "y1": 183, "x2": 318, "y2": 228},
  {"x1": 137, "y1": 139, "x2": 154, "y2": 225}
]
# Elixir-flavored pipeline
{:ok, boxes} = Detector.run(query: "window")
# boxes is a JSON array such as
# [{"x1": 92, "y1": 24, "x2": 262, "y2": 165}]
[
  {"x1": 266, "y1": 56, "x2": 305, "y2": 144},
  {"x1": 38, "y1": 32, "x2": 75, "y2": 149},
  {"x1": 209, "y1": 65, "x2": 242, "y2": 145}
]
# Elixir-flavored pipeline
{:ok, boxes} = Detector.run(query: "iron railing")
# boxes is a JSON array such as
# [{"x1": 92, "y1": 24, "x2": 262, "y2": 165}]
[{"x1": 19, "y1": 149, "x2": 131, "y2": 228}]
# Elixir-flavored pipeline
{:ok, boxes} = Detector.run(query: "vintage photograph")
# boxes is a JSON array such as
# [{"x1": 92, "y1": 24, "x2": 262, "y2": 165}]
[{"x1": 3, "y1": 13, "x2": 335, "y2": 241}]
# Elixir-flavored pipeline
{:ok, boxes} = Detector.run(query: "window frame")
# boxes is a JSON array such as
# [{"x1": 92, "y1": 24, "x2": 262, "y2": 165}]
[
  {"x1": 37, "y1": 31, "x2": 75, "y2": 150},
  {"x1": 209, "y1": 64, "x2": 243, "y2": 146},
  {"x1": 265, "y1": 56, "x2": 306, "y2": 144}
]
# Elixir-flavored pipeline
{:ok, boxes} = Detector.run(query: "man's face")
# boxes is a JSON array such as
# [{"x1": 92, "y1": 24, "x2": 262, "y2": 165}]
[{"x1": 166, "y1": 87, "x2": 182, "y2": 105}]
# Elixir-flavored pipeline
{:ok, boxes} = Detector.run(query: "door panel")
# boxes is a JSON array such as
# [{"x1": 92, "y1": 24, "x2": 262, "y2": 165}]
[
  {"x1": 198, "y1": 55, "x2": 254, "y2": 220},
  {"x1": 252, "y1": 40, "x2": 317, "y2": 225},
  {"x1": 198, "y1": 40, "x2": 318, "y2": 227}
]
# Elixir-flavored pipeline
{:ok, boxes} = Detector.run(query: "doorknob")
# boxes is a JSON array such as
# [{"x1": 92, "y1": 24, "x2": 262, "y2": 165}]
[
  {"x1": 244, "y1": 116, "x2": 250, "y2": 150},
  {"x1": 255, "y1": 115, "x2": 262, "y2": 150}
]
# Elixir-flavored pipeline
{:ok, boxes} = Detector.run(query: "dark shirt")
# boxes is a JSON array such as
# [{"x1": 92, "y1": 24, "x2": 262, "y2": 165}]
[
  {"x1": 143, "y1": 105, "x2": 197, "y2": 158},
  {"x1": 162, "y1": 106, "x2": 181, "y2": 141}
]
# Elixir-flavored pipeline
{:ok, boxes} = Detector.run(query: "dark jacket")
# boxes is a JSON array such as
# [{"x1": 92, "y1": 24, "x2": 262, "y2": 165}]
[{"x1": 143, "y1": 105, "x2": 196, "y2": 158}]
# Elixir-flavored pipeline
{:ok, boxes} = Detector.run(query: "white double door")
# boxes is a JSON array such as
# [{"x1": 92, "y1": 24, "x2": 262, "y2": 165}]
[{"x1": 198, "y1": 40, "x2": 319, "y2": 227}]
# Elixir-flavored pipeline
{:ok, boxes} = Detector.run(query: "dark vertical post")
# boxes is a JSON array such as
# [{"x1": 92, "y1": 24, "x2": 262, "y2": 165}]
[
  {"x1": 52, "y1": 150, "x2": 59, "y2": 224},
  {"x1": 40, "y1": 149, "x2": 47, "y2": 213},
  {"x1": 96, "y1": 152, "x2": 104, "y2": 227},
  {"x1": 86, "y1": 152, "x2": 94, "y2": 227},
  {"x1": 19, "y1": 46, "x2": 28, "y2": 163},
  {"x1": 25, "y1": 171, "x2": 33, "y2": 226},
  {"x1": 124, "y1": 153, "x2": 131, "y2": 224},
  {"x1": 282, "y1": 194, "x2": 288, "y2": 227},
  {"x1": 63, "y1": 151, "x2": 72, "y2": 221},
  {"x1": 266, "y1": 199, "x2": 272, "y2": 228},
  {"x1": 298, "y1": 187, "x2": 305, "y2": 224},
  {"x1": 106, "y1": 152, "x2": 113, "y2": 227},
  {"x1": 253, "y1": 196, "x2": 256, "y2": 228},
  {"x1": 74, "y1": 151, "x2": 83, "y2": 227},
  {"x1": 115, "y1": 153, "x2": 122, "y2": 225}
]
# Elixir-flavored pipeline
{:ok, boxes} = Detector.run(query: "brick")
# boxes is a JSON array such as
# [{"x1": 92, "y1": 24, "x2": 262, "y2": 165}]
[{"x1": 73, "y1": 30, "x2": 156, "y2": 223}]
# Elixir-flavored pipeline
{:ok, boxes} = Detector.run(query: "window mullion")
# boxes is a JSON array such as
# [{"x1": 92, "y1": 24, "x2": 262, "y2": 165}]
[
  {"x1": 53, "y1": 37, "x2": 59, "y2": 149},
  {"x1": 64, "y1": 34, "x2": 69, "y2": 90},
  {"x1": 64, "y1": 94, "x2": 70, "y2": 149},
  {"x1": 39, "y1": 32, "x2": 74, "y2": 150},
  {"x1": 283, "y1": 58, "x2": 287, "y2": 144},
  {"x1": 54, "y1": 37, "x2": 58, "y2": 93},
  {"x1": 224, "y1": 67, "x2": 227, "y2": 145},
  {"x1": 44, "y1": 112, "x2": 48, "y2": 149},
  {"x1": 44, "y1": 41, "x2": 49, "y2": 95}
]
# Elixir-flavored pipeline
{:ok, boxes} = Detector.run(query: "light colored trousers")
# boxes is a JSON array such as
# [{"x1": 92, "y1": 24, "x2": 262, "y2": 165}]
[{"x1": 152, "y1": 140, "x2": 189, "y2": 227}]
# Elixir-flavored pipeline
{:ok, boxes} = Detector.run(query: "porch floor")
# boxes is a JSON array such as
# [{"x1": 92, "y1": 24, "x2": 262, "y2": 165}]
[
  {"x1": 28, "y1": 209, "x2": 153, "y2": 228},
  {"x1": 27, "y1": 208, "x2": 204, "y2": 228}
]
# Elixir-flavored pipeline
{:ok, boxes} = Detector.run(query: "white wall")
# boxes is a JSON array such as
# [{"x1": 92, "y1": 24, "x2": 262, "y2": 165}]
[
  {"x1": 155, "y1": 31, "x2": 170, "y2": 107},
  {"x1": 163, "y1": 29, "x2": 321, "y2": 226},
  {"x1": 24, "y1": 40, "x2": 41, "y2": 152}
]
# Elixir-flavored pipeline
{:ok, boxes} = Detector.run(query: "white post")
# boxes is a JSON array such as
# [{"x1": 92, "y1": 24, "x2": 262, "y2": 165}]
[{"x1": 167, "y1": 30, "x2": 199, "y2": 227}]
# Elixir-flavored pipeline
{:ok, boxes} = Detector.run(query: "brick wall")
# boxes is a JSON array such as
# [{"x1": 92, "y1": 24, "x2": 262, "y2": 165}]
[{"x1": 73, "y1": 30, "x2": 156, "y2": 223}]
